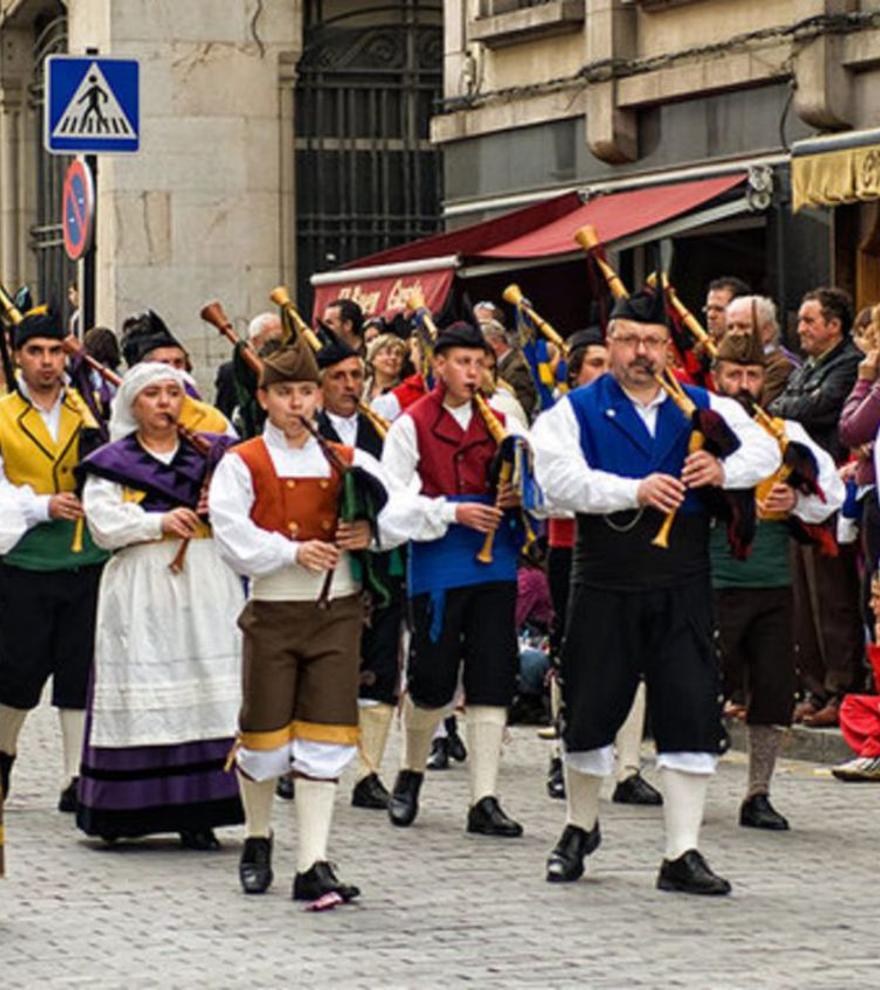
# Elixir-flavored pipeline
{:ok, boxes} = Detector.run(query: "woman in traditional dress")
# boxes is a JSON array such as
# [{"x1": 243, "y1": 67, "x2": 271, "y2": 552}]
[{"x1": 76, "y1": 362, "x2": 243, "y2": 848}]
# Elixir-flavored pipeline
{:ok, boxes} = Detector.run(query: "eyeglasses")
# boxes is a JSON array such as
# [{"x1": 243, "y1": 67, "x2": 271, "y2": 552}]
[{"x1": 608, "y1": 333, "x2": 668, "y2": 350}]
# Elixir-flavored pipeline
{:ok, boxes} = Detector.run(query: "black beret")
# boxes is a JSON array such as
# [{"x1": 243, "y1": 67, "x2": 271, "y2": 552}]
[
  {"x1": 120, "y1": 310, "x2": 184, "y2": 367},
  {"x1": 567, "y1": 326, "x2": 605, "y2": 352},
  {"x1": 12, "y1": 309, "x2": 65, "y2": 348},
  {"x1": 610, "y1": 287, "x2": 668, "y2": 328},
  {"x1": 434, "y1": 320, "x2": 491, "y2": 355},
  {"x1": 315, "y1": 321, "x2": 359, "y2": 369}
]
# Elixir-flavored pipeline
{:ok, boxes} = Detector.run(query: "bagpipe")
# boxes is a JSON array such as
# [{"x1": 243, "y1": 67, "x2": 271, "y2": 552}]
[
  {"x1": 403, "y1": 288, "x2": 438, "y2": 391},
  {"x1": 62, "y1": 335, "x2": 217, "y2": 573},
  {"x1": 501, "y1": 283, "x2": 565, "y2": 412},
  {"x1": 576, "y1": 228, "x2": 753, "y2": 557},
  {"x1": 748, "y1": 400, "x2": 837, "y2": 555}
]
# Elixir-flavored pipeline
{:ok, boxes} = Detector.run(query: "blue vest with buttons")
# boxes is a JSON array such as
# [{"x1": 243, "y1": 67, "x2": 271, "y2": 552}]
[{"x1": 568, "y1": 373, "x2": 711, "y2": 516}]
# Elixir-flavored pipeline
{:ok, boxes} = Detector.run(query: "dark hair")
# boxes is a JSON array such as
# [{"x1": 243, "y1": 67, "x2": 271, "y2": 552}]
[
  {"x1": 328, "y1": 298, "x2": 364, "y2": 338},
  {"x1": 708, "y1": 276, "x2": 751, "y2": 299},
  {"x1": 83, "y1": 326, "x2": 121, "y2": 370},
  {"x1": 802, "y1": 286, "x2": 853, "y2": 335},
  {"x1": 854, "y1": 306, "x2": 873, "y2": 333}
]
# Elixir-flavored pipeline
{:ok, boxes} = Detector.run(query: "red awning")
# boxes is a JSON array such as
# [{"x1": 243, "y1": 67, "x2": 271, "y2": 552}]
[
  {"x1": 310, "y1": 173, "x2": 748, "y2": 319},
  {"x1": 341, "y1": 191, "x2": 583, "y2": 270},
  {"x1": 479, "y1": 174, "x2": 747, "y2": 259}
]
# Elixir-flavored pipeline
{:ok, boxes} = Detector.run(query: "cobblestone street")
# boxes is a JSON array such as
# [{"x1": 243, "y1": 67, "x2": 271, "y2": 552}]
[{"x1": 2, "y1": 703, "x2": 877, "y2": 989}]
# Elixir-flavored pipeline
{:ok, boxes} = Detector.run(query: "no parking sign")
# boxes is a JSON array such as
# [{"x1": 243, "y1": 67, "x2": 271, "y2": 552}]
[{"x1": 62, "y1": 159, "x2": 95, "y2": 261}]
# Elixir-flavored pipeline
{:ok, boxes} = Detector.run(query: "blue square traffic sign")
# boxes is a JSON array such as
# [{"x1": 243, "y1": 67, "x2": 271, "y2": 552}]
[{"x1": 45, "y1": 55, "x2": 139, "y2": 155}]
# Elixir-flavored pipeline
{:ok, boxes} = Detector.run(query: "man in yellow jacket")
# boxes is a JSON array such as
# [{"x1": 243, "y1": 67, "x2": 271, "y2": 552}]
[{"x1": 0, "y1": 309, "x2": 108, "y2": 814}]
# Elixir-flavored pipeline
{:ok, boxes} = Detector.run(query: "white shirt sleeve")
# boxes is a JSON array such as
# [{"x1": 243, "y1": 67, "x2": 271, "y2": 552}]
[
  {"x1": 207, "y1": 450, "x2": 299, "y2": 578},
  {"x1": 785, "y1": 420, "x2": 846, "y2": 524},
  {"x1": 0, "y1": 484, "x2": 26, "y2": 554},
  {"x1": 531, "y1": 397, "x2": 642, "y2": 515},
  {"x1": 82, "y1": 475, "x2": 165, "y2": 550},
  {"x1": 349, "y1": 447, "x2": 420, "y2": 550},
  {"x1": 0, "y1": 450, "x2": 51, "y2": 527},
  {"x1": 371, "y1": 391, "x2": 402, "y2": 423},
  {"x1": 707, "y1": 393, "x2": 781, "y2": 489}
]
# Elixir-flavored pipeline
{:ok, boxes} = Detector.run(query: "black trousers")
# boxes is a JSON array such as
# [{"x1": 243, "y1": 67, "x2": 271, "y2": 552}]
[
  {"x1": 360, "y1": 591, "x2": 403, "y2": 706},
  {"x1": 714, "y1": 586, "x2": 796, "y2": 726},
  {"x1": 0, "y1": 562, "x2": 103, "y2": 710},
  {"x1": 561, "y1": 577, "x2": 724, "y2": 755},
  {"x1": 791, "y1": 542, "x2": 864, "y2": 702},
  {"x1": 407, "y1": 581, "x2": 518, "y2": 709},
  {"x1": 547, "y1": 546, "x2": 573, "y2": 658}
]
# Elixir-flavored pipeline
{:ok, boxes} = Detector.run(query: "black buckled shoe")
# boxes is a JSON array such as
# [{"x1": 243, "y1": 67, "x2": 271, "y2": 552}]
[
  {"x1": 388, "y1": 770, "x2": 424, "y2": 827},
  {"x1": 239, "y1": 835, "x2": 273, "y2": 894},
  {"x1": 546, "y1": 822, "x2": 601, "y2": 883},
  {"x1": 352, "y1": 773, "x2": 390, "y2": 810},
  {"x1": 739, "y1": 793, "x2": 789, "y2": 831},
  {"x1": 546, "y1": 756, "x2": 565, "y2": 800},
  {"x1": 466, "y1": 795, "x2": 523, "y2": 838},
  {"x1": 657, "y1": 849, "x2": 731, "y2": 896},
  {"x1": 58, "y1": 777, "x2": 79, "y2": 814},
  {"x1": 445, "y1": 718, "x2": 468, "y2": 763},
  {"x1": 275, "y1": 775, "x2": 295, "y2": 801},
  {"x1": 0, "y1": 751, "x2": 15, "y2": 800},
  {"x1": 180, "y1": 828, "x2": 221, "y2": 850},
  {"x1": 293, "y1": 861, "x2": 360, "y2": 903},
  {"x1": 426, "y1": 737, "x2": 450, "y2": 771},
  {"x1": 612, "y1": 772, "x2": 663, "y2": 806}
]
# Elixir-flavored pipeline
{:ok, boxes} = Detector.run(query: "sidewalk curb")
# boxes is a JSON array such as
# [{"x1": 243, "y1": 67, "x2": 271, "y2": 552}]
[{"x1": 725, "y1": 718, "x2": 851, "y2": 765}]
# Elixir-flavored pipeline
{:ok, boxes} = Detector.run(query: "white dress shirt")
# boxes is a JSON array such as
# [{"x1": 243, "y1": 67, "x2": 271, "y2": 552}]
[
  {"x1": 531, "y1": 384, "x2": 781, "y2": 516},
  {"x1": 208, "y1": 420, "x2": 414, "y2": 600},
  {"x1": 380, "y1": 396, "x2": 528, "y2": 541}
]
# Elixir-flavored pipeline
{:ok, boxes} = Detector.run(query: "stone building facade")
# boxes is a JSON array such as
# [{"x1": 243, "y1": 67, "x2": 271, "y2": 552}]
[
  {"x1": 0, "y1": 0, "x2": 442, "y2": 390},
  {"x1": 433, "y1": 1, "x2": 880, "y2": 323}
]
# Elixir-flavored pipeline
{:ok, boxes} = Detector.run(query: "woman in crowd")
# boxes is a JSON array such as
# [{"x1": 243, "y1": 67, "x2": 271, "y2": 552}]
[
  {"x1": 363, "y1": 333, "x2": 407, "y2": 403},
  {"x1": 76, "y1": 363, "x2": 244, "y2": 848}
]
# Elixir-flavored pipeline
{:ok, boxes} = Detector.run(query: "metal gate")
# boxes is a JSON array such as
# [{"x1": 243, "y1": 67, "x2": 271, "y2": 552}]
[
  {"x1": 295, "y1": 0, "x2": 443, "y2": 312},
  {"x1": 28, "y1": 11, "x2": 75, "y2": 321}
]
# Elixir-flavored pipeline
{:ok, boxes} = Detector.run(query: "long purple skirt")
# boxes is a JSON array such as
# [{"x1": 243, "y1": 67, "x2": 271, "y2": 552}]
[{"x1": 77, "y1": 736, "x2": 243, "y2": 840}]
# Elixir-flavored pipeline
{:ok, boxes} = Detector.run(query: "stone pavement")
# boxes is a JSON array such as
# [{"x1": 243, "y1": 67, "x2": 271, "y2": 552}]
[{"x1": 1, "y1": 704, "x2": 877, "y2": 990}]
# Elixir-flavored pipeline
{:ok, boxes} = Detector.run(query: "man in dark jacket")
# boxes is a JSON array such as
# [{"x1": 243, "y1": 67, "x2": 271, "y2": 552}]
[{"x1": 769, "y1": 287, "x2": 863, "y2": 726}]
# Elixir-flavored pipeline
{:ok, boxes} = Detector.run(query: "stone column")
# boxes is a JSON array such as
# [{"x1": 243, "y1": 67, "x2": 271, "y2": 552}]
[{"x1": 66, "y1": 0, "x2": 302, "y2": 393}]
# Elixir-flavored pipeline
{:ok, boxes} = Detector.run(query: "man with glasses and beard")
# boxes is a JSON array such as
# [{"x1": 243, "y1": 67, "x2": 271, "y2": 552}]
[{"x1": 532, "y1": 287, "x2": 778, "y2": 896}]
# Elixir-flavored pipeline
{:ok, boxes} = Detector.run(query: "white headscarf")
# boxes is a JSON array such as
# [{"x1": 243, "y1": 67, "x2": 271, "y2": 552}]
[{"x1": 108, "y1": 362, "x2": 189, "y2": 441}]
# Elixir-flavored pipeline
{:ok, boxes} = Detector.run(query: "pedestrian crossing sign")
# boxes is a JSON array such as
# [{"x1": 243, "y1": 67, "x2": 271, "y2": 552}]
[{"x1": 45, "y1": 55, "x2": 139, "y2": 155}]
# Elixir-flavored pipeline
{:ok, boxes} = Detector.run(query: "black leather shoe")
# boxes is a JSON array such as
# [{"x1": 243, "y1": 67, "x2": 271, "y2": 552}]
[
  {"x1": 612, "y1": 772, "x2": 663, "y2": 806},
  {"x1": 239, "y1": 835, "x2": 273, "y2": 894},
  {"x1": 739, "y1": 793, "x2": 789, "y2": 831},
  {"x1": 426, "y1": 737, "x2": 450, "y2": 771},
  {"x1": 657, "y1": 849, "x2": 731, "y2": 895},
  {"x1": 275, "y1": 775, "x2": 295, "y2": 800},
  {"x1": 180, "y1": 828, "x2": 221, "y2": 850},
  {"x1": 546, "y1": 822, "x2": 601, "y2": 883},
  {"x1": 0, "y1": 751, "x2": 15, "y2": 800},
  {"x1": 293, "y1": 861, "x2": 360, "y2": 903},
  {"x1": 58, "y1": 777, "x2": 79, "y2": 813},
  {"x1": 446, "y1": 717, "x2": 467, "y2": 763},
  {"x1": 388, "y1": 770, "x2": 423, "y2": 827},
  {"x1": 546, "y1": 756, "x2": 565, "y2": 800},
  {"x1": 466, "y1": 795, "x2": 523, "y2": 837},
  {"x1": 352, "y1": 773, "x2": 390, "y2": 810}
]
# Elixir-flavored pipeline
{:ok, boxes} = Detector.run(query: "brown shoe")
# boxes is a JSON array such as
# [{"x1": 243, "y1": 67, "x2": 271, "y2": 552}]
[
  {"x1": 793, "y1": 699, "x2": 820, "y2": 724},
  {"x1": 802, "y1": 699, "x2": 840, "y2": 728}
]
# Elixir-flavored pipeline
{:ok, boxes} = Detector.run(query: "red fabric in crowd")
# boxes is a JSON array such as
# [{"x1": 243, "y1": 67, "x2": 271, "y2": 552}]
[
  {"x1": 548, "y1": 517, "x2": 576, "y2": 548},
  {"x1": 839, "y1": 694, "x2": 880, "y2": 758}
]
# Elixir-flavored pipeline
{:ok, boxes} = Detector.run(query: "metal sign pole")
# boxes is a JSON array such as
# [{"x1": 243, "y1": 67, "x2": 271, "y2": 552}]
[{"x1": 82, "y1": 154, "x2": 97, "y2": 333}]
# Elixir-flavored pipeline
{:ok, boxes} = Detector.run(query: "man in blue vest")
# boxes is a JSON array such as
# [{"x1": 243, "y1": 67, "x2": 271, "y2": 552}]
[{"x1": 532, "y1": 287, "x2": 779, "y2": 896}]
